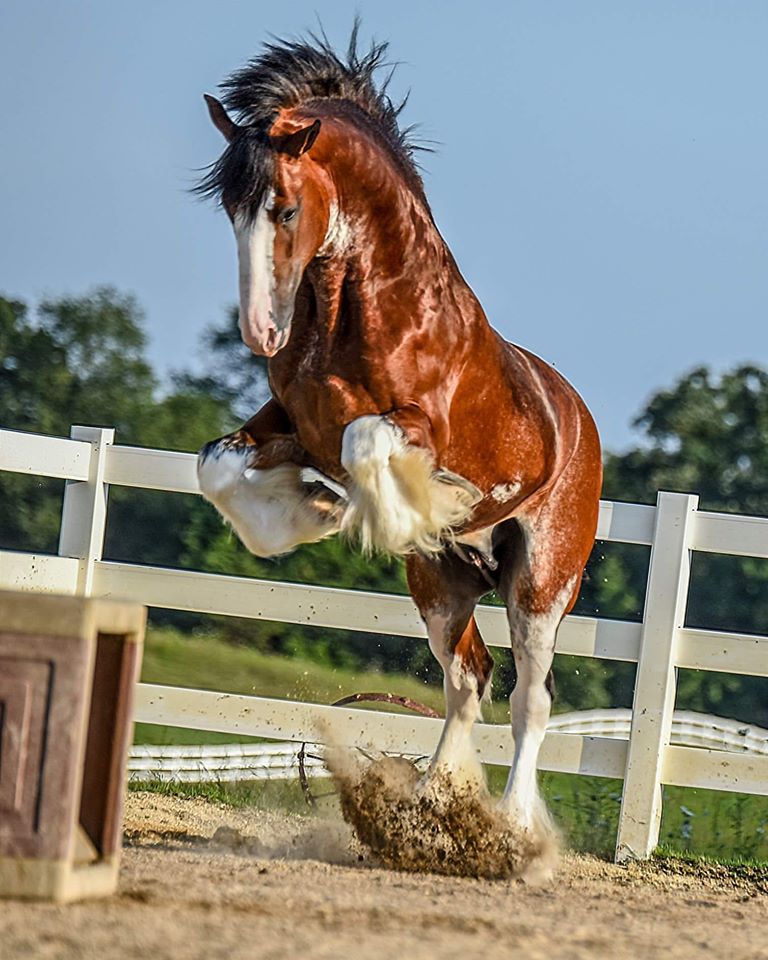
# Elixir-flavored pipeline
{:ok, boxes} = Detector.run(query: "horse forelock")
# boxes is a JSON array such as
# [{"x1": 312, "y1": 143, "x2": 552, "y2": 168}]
[
  {"x1": 196, "y1": 126, "x2": 276, "y2": 218},
  {"x1": 196, "y1": 24, "x2": 430, "y2": 213}
]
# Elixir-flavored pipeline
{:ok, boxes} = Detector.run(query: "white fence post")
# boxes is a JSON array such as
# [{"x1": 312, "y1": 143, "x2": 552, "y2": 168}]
[
  {"x1": 57, "y1": 425, "x2": 114, "y2": 596},
  {"x1": 615, "y1": 490, "x2": 699, "y2": 862}
]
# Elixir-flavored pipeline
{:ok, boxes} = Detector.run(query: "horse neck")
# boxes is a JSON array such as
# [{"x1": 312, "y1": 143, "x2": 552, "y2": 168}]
[{"x1": 304, "y1": 131, "x2": 490, "y2": 348}]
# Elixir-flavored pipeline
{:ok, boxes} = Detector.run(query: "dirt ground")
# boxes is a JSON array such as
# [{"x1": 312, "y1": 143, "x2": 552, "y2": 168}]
[{"x1": 1, "y1": 792, "x2": 766, "y2": 960}]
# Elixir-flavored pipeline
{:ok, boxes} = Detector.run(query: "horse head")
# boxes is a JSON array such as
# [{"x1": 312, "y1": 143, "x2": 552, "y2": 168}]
[{"x1": 204, "y1": 95, "x2": 332, "y2": 357}]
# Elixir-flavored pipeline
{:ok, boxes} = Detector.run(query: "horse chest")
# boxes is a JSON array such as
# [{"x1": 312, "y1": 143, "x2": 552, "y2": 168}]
[{"x1": 274, "y1": 371, "x2": 379, "y2": 466}]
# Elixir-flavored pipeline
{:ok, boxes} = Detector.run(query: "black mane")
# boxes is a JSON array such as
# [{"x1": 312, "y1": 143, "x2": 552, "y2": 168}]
[{"x1": 196, "y1": 24, "x2": 427, "y2": 213}]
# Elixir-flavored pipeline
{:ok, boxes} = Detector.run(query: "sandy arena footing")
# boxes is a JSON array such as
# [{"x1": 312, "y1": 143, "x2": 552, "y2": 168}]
[{"x1": 0, "y1": 792, "x2": 765, "y2": 960}]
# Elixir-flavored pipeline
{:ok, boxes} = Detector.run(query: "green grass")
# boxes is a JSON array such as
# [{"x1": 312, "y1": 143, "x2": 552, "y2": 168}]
[
  {"x1": 133, "y1": 625, "x2": 767, "y2": 864},
  {"x1": 654, "y1": 845, "x2": 768, "y2": 871},
  {"x1": 531, "y1": 771, "x2": 768, "y2": 863},
  {"x1": 131, "y1": 776, "x2": 319, "y2": 814},
  {"x1": 135, "y1": 625, "x2": 443, "y2": 744},
  {"x1": 649, "y1": 848, "x2": 768, "y2": 894}
]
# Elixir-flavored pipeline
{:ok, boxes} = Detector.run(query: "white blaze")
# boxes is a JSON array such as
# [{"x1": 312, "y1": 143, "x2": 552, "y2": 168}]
[{"x1": 234, "y1": 192, "x2": 276, "y2": 349}]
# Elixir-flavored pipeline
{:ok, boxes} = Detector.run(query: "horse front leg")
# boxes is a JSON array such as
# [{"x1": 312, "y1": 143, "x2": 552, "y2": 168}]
[
  {"x1": 340, "y1": 407, "x2": 481, "y2": 555},
  {"x1": 406, "y1": 552, "x2": 493, "y2": 790},
  {"x1": 197, "y1": 400, "x2": 347, "y2": 557}
]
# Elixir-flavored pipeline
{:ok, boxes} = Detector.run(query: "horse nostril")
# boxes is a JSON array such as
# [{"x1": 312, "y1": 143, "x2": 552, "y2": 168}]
[{"x1": 265, "y1": 327, "x2": 279, "y2": 352}]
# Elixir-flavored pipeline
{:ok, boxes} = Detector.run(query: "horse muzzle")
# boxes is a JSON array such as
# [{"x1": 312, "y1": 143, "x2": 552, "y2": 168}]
[
  {"x1": 240, "y1": 310, "x2": 292, "y2": 357},
  {"x1": 240, "y1": 280, "x2": 298, "y2": 356}
]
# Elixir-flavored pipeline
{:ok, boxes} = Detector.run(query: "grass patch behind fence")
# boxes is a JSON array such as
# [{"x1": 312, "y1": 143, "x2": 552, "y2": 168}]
[
  {"x1": 135, "y1": 625, "x2": 444, "y2": 745},
  {"x1": 536, "y1": 772, "x2": 767, "y2": 863},
  {"x1": 131, "y1": 776, "x2": 316, "y2": 814}
]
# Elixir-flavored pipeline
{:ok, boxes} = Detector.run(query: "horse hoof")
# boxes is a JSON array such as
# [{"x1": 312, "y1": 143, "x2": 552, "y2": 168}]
[
  {"x1": 434, "y1": 468, "x2": 483, "y2": 506},
  {"x1": 520, "y1": 853, "x2": 557, "y2": 887},
  {"x1": 300, "y1": 467, "x2": 348, "y2": 502}
]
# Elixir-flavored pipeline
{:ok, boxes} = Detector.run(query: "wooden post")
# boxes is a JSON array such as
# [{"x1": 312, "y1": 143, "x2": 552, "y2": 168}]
[
  {"x1": 615, "y1": 491, "x2": 698, "y2": 862},
  {"x1": 0, "y1": 591, "x2": 145, "y2": 902}
]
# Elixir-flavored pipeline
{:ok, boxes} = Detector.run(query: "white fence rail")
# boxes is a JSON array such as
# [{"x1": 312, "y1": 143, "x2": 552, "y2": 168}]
[
  {"x1": 127, "y1": 711, "x2": 768, "y2": 784},
  {"x1": 1, "y1": 425, "x2": 767, "y2": 862}
]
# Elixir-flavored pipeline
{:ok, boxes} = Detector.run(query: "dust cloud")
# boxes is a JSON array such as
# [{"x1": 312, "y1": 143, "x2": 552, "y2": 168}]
[{"x1": 326, "y1": 749, "x2": 558, "y2": 881}]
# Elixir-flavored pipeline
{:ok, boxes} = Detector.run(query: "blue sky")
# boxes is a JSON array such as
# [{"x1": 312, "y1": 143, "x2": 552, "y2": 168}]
[{"x1": 1, "y1": 1, "x2": 766, "y2": 451}]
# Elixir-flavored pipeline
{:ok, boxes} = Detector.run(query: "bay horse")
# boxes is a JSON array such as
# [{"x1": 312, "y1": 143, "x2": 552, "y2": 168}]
[{"x1": 196, "y1": 31, "x2": 602, "y2": 840}]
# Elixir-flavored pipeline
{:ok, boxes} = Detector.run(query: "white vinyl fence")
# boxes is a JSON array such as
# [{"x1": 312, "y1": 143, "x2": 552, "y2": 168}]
[
  {"x1": 128, "y1": 741, "x2": 329, "y2": 784},
  {"x1": 1, "y1": 424, "x2": 767, "y2": 862},
  {"x1": 127, "y1": 712, "x2": 768, "y2": 784}
]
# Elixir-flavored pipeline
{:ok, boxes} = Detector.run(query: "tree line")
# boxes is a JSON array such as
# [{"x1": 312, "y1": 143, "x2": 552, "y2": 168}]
[{"x1": 1, "y1": 288, "x2": 765, "y2": 723}]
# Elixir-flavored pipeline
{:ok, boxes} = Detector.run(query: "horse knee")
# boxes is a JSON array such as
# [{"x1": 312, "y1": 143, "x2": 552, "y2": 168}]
[
  {"x1": 198, "y1": 436, "x2": 252, "y2": 504},
  {"x1": 341, "y1": 416, "x2": 403, "y2": 481},
  {"x1": 510, "y1": 678, "x2": 552, "y2": 733}
]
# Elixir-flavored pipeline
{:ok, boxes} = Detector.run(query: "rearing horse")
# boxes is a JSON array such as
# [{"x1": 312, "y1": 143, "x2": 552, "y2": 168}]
[{"x1": 197, "y1": 32, "x2": 602, "y2": 839}]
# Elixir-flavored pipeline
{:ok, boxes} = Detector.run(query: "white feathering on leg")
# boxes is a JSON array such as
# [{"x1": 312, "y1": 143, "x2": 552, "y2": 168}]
[
  {"x1": 340, "y1": 416, "x2": 480, "y2": 555},
  {"x1": 197, "y1": 444, "x2": 344, "y2": 557}
]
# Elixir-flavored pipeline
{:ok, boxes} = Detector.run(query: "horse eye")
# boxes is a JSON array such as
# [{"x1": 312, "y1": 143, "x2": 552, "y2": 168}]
[{"x1": 279, "y1": 207, "x2": 298, "y2": 224}]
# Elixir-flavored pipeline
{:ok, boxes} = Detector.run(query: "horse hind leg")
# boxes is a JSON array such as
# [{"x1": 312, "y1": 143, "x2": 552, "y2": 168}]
[
  {"x1": 503, "y1": 593, "x2": 571, "y2": 834},
  {"x1": 406, "y1": 552, "x2": 493, "y2": 790},
  {"x1": 495, "y1": 517, "x2": 582, "y2": 835},
  {"x1": 198, "y1": 432, "x2": 347, "y2": 557}
]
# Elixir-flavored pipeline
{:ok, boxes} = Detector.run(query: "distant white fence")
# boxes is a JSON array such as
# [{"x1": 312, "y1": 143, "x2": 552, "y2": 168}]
[
  {"x1": 128, "y1": 711, "x2": 768, "y2": 784},
  {"x1": 1, "y1": 424, "x2": 767, "y2": 862},
  {"x1": 128, "y1": 741, "x2": 329, "y2": 783}
]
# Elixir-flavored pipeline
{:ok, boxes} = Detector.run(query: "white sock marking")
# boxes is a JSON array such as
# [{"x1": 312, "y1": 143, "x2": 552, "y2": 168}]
[
  {"x1": 501, "y1": 576, "x2": 576, "y2": 830},
  {"x1": 423, "y1": 612, "x2": 484, "y2": 788},
  {"x1": 197, "y1": 443, "x2": 342, "y2": 557}
]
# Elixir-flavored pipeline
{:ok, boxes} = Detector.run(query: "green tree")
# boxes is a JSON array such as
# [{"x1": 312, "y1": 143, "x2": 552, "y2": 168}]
[
  {"x1": 0, "y1": 288, "x2": 159, "y2": 552},
  {"x1": 604, "y1": 366, "x2": 768, "y2": 517},
  {"x1": 175, "y1": 306, "x2": 270, "y2": 423},
  {"x1": 0, "y1": 296, "x2": 70, "y2": 549},
  {"x1": 595, "y1": 365, "x2": 768, "y2": 725},
  {"x1": 0, "y1": 289, "x2": 232, "y2": 567}
]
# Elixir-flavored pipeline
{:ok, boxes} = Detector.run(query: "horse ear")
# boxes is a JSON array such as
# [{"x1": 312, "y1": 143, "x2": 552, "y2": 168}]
[
  {"x1": 204, "y1": 94, "x2": 238, "y2": 143},
  {"x1": 274, "y1": 119, "x2": 322, "y2": 158}
]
